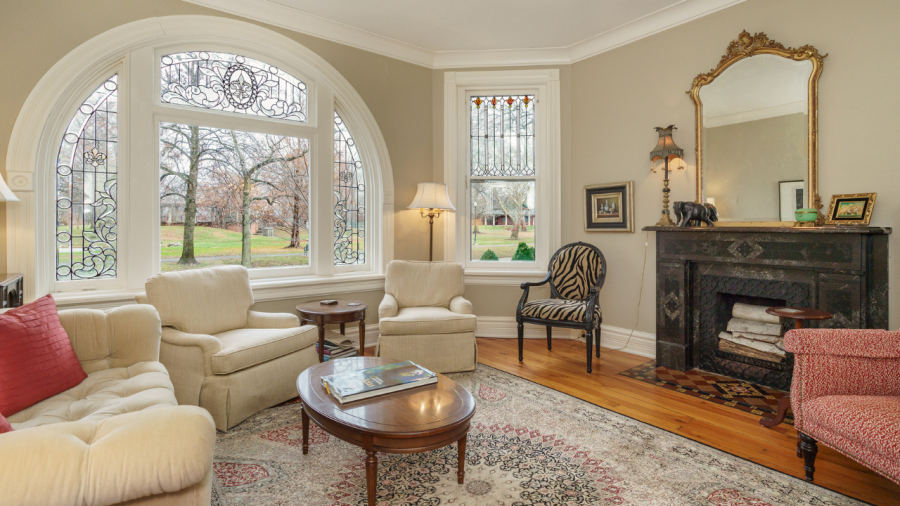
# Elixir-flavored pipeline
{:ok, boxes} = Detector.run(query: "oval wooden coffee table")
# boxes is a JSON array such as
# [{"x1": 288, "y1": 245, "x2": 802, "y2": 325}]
[{"x1": 297, "y1": 357, "x2": 476, "y2": 506}]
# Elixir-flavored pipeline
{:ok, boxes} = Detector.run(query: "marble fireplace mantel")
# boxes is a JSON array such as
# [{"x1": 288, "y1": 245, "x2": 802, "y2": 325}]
[{"x1": 642, "y1": 225, "x2": 890, "y2": 389}]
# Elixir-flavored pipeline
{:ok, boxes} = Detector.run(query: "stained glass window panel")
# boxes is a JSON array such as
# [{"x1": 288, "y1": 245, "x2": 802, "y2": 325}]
[
  {"x1": 470, "y1": 95, "x2": 535, "y2": 177},
  {"x1": 333, "y1": 112, "x2": 365, "y2": 265},
  {"x1": 56, "y1": 75, "x2": 118, "y2": 281},
  {"x1": 161, "y1": 52, "x2": 308, "y2": 122}
]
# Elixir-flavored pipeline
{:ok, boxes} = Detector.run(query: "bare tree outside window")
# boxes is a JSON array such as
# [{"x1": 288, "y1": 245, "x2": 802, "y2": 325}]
[{"x1": 159, "y1": 123, "x2": 310, "y2": 271}]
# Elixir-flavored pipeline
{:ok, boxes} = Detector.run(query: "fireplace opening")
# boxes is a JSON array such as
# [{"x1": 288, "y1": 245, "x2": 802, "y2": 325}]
[{"x1": 714, "y1": 293, "x2": 789, "y2": 365}]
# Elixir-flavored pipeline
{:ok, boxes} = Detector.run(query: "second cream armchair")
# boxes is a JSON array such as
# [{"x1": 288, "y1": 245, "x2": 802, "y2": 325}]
[
  {"x1": 376, "y1": 261, "x2": 477, "y2": 373},
  {"x1": 137, "y1": 265, "x2": 318, "y2": 431}
]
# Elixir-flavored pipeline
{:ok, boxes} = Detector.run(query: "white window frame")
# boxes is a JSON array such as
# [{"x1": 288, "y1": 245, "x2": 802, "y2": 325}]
[
  {"x1": 443, "y1": 70, "x2": 561, "y2": 285},
  {"x1": 5, "y1": 16, "x2": 395, "y2": 307}
]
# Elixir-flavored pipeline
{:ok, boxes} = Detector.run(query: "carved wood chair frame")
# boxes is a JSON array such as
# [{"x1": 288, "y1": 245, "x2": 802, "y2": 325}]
[{"x1": 516, "y1": 241, "x2": 607, "y2": 373}]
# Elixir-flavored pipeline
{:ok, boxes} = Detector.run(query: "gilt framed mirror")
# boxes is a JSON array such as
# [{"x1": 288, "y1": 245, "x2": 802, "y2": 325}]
[{"x1": 690, "y1": 31, "x2": 825, "y2": 225}]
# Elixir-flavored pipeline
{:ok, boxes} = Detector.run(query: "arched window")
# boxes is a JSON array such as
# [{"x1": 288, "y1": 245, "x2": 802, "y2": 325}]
[
  {"x1": 56, "y1": 75, "x2": 119, "y2": 281},
  {"x1": 11, "y1": 17, "x2": 394, "y2": 302},
  {"x1": 333, "y1": 111, "x2": 365, "y2": 265}
]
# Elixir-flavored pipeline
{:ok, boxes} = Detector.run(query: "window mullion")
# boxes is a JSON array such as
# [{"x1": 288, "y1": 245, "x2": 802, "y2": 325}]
[{"x1": 313, "y1": 86, "x2": 335, "y2": 276}]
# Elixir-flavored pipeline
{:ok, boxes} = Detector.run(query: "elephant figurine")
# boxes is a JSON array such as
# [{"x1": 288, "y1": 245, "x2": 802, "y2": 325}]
[{"x1": 674, "y1": 201, "x2": 718, "y2": 227}]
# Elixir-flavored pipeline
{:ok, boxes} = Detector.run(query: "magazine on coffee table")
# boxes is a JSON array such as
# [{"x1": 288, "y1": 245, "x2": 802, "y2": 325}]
[{"x1": 321, "y1": 361, "x2": 437, "y2": 404}]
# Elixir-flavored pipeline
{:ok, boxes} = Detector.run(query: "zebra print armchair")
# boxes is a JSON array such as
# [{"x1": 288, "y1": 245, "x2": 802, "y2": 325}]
[{"x1": 516, "y1": 242, "x2": 606, "y2": 373}]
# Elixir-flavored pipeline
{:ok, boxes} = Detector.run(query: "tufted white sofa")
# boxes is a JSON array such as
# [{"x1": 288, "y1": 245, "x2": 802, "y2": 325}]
[{"x1": 0, "y1": 304, "x2": 216, "y2": 506}]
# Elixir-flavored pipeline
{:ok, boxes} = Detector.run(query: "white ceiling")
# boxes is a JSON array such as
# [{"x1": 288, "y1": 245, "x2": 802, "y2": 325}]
[
  {"x1": 184, "y1": 0, "x2": 747, "y2": 68},
  {"x1": 271, "y1": 0, "x2": 679, "y2": 52}
]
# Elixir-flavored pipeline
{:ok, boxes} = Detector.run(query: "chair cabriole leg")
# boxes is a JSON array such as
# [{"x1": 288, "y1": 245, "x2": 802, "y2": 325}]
[
  {"x1": 799, "y1": 432, "x2": 818, "y2": 481},
  {"x1": 546, "y1": 326, "x2": 552, "y2": 350},
  {"x1": 595, "y1": 324, "x2": 601, "y2": 358}
]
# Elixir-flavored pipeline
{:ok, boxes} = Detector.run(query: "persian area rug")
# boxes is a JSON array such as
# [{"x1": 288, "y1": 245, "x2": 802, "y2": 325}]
[
  {"x1": 212, "y1": 365, "x2": 856, "y2": 506},
  {"x1": 619, "y1": 360, "x2": 794, "y2": 425}
]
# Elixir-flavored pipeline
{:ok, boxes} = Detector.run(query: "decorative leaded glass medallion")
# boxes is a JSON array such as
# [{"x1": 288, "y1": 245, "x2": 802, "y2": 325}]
[
  {"x1": 161, "y1": 52, "x2": 308, "y2": 122},
  {"x1": 333, "y1": 112, "x2": 365, "y2": 265},
  {"x1": 470, "y1": 95, "x2": 535, "y2": 177},
  {"x1": 56, "y1": 75, "x2": 118, "y2": 281}
]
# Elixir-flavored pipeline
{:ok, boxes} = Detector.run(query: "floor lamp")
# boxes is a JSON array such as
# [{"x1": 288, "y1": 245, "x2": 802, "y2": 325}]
[{"x1": 408, "y1": 183, "x2": 455, "y2": 261}]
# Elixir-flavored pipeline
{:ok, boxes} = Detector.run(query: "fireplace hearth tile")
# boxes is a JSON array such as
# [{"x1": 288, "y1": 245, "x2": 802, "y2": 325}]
[{"x1": 619, "y1": 360, "x2": 793, "y2": 424}]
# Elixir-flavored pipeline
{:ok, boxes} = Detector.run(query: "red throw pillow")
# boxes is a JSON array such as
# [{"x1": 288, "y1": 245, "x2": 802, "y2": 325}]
[
  {"x1": 0, "y1": 413, "x2": 12, "y2": 434},
  {"x1": 0, "y1": 295, "x2": 87, "y2": 415}
]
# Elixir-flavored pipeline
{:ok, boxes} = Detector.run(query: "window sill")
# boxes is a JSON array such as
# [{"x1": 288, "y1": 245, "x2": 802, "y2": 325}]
[
  {"x1": 52, "y1": 272, "x2": 386, "y2": 310},
  {"x1": 464, "y1": 268, "x2": 548, "y2": 286}
]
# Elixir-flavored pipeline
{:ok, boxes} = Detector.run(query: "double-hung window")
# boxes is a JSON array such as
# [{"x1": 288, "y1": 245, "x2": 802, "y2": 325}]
[{"x1": 444, "y1": 70, "x2": 561, "y2": 282}]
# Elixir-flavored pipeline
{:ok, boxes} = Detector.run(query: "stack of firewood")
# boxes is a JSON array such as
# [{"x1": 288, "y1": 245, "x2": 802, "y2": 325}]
[{"x1": 718, "y1": 303, "x2": 785, "y2": 363}]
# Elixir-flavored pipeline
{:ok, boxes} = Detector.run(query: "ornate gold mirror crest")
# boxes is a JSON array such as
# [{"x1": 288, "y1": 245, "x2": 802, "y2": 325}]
[{"x1": 689, "y1": 31, "x2": 826, "y2": 225}]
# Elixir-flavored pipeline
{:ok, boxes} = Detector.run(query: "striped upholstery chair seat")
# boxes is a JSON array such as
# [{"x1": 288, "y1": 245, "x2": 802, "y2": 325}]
[
  {"x1": 516, "y1": 242, "x2": 606, "y2": 373},
  {"x1": 520, "y1": 299, "x2": 602, "y2": 327}
]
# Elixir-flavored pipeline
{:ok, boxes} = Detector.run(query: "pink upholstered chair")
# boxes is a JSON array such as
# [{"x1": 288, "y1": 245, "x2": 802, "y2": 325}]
[{"x1": 784, "y1": 328, "x2": 900, "y2": 484}]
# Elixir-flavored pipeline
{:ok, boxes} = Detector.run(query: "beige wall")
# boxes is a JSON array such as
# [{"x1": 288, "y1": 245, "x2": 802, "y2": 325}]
[
  {"x1": 0, "y1": 0, "x2": 437, "y2": 323},
  {"x1": 4, "y1": 0, "x2": 899, "y2": 334},
  {"x1": 705, "y1": 113, "x2": 808, "y2": 221},
  {"x1": 569, "y1": 0, "x2": 900, "y2": 333}
]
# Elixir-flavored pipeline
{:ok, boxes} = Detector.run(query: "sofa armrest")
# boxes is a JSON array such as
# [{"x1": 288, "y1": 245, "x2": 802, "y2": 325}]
[
  {"x1": 787, "y1": 329, "x2": 900, "y2": 430},
  {"x1": 784, "y1": 328, "x2": 900, "y2": 358},
  {"x1": 160, "y1": 328, "x2": 221, "y2": 406},
  {"x1": 247, "y1": 310, "x2": 300, "y2": 329},
  {"x1": 379, "y1": 294, "x2": 399, "y2": 319},
  {"x1": 0, "y1": 406, "x2": 215, "y2": 506},
  {"x1": 449, "y1": 296, "x2": 474, "y2": 315}
]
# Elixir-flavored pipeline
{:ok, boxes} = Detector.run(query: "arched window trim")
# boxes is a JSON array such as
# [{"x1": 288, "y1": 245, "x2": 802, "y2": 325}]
[{"x1": 6, "y1": 16, "x2": 394, "y2": 306}]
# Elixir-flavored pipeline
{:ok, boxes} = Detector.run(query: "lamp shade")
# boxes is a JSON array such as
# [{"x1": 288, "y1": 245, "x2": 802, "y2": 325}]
[
  {"x1": 0, "y1": 173, "x2": 19, "y2": 202},
  {"x1": 649, "y1": 125, "x2": 684, "y2": 163},
  {"x1": 407, "y1": 183, "x2": 455, "y2": 211}
]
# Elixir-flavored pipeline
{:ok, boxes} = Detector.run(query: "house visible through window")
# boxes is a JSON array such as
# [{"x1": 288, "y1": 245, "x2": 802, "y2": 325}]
[{"x1": 469, "y1": 95, "x2": 536, "y2": 262}]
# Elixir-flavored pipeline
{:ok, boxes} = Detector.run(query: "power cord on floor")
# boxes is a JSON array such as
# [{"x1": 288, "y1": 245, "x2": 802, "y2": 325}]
[
  {"x1": 606, "y1": 230, "x2": 650, "y2": 351},
  {"x1": 574, "y1": 231, "x2": 650, "y2": 352}
]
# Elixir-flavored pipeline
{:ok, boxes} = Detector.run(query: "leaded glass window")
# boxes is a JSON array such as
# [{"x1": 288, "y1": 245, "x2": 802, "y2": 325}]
[
  {"x1": 470, "y1": 95, "x2": 535, "y2": 177},
  {"x1": 333, "y1": 112, "x2": 365, "y2": 265},
  {"x1": 469, "y1": 95, "x2": 536, "y2": 262},
  {"x1": 161, "y1": 51, "x2": 308, "y2": 122},
  {"x1": 56, "y1": 75, "x2": 118, "y2": 281}
]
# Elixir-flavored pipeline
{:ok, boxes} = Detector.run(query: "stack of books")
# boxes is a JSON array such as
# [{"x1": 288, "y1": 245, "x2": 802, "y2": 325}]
[
  {"x1": 316, "y1": 339, "x2": 358, "y2": 361},
  {"x1": 321, "y1": 361, "x2": 437, "y2": 404}
]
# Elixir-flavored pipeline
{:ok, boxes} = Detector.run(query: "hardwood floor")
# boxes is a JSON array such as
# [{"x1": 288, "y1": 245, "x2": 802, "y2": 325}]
[{"x1": 473, "y1": 337, "x2": 900, "y2": 506}]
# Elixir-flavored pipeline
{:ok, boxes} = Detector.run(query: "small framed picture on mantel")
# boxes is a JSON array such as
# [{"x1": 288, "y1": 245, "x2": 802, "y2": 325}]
[{"x1": 584, "y1": 181, "x2": 634, "y2": 232}]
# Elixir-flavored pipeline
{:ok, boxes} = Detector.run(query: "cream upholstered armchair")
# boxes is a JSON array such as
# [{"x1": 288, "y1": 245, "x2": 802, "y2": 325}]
[
  {"x1": 376, "y1": 261, "x2": 477, "y2": 373},
  {"x1": 137, "y1": 265, "x2": 318, "y2": 431}
]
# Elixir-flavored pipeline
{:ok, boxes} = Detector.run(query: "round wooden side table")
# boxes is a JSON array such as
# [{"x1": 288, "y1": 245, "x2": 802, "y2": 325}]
[
  {"x1": 296, "y1": 300, "x2": 368, "y2": 363},
  {"x1": 759, "y1": 307, "x2": 833, "y2": 431}
]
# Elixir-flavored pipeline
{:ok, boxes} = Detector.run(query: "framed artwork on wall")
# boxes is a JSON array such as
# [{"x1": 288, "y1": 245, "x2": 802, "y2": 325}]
[
  {"x1": 584, "y1": 181, "x2": 634, "y2": 232},
  {"x1": 779, "y1": 180, "x2": 806, "y2": 221},
  {"x1": 825, "y1": 193, "x2": 877, "y2": 226}
]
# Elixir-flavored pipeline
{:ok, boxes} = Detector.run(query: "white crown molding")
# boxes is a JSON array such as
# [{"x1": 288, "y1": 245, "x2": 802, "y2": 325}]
[{"x1": 183, "y1": 0, "x2": 745, "y2": 69}]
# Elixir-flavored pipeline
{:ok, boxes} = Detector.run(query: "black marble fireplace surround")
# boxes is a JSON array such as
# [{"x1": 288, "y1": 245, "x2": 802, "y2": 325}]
[{"x1": 643, "y1": 226, "x2": 890, "y2": 390}]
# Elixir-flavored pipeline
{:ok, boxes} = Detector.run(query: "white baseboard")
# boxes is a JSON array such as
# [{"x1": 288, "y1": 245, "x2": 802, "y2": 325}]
[{"x1": 474, "y1": 316, "x2": 656, "y2": 359}]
